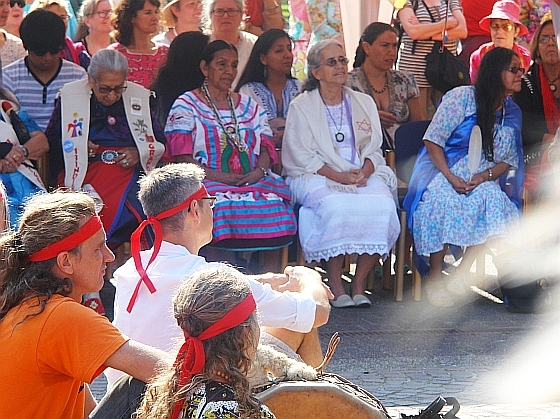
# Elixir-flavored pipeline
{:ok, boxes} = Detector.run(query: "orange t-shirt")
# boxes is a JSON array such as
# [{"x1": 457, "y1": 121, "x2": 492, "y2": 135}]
[{"x1": 0, "y1": 295, "x2": 128, "y2": 418}]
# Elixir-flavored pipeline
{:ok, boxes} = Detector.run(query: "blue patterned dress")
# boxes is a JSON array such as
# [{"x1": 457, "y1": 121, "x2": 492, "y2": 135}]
[{"x1": 405, "y1": 86, "x2": 523, "y2": 256}]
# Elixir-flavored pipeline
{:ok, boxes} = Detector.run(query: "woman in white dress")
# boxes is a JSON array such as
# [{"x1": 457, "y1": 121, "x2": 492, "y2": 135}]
[{"x1": 283, "y1": 39, "x2": 400, "y2": 309}]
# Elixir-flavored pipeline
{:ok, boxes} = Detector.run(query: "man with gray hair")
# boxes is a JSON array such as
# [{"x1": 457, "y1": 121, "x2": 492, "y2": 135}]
[{"x1": 106, "y1": 163, "x2": 331, "y2": 386}]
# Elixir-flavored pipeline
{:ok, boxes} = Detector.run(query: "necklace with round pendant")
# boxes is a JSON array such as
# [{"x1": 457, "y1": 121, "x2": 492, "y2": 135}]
[{"x1": 551, "y1": 82, "x2": 557, "y2": 92}]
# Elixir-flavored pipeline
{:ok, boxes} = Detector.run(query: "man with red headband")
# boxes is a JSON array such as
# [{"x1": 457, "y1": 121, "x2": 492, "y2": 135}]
[
  {"x1": 106, "y1": 163, "x2": 331, "y2": 387},
  {"x1": 0, "y1": 191, "x2": 169, "y2": 419}
]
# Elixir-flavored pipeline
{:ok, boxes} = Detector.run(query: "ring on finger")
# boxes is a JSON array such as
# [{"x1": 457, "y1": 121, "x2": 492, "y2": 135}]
[{"x1": 122, "y1": 159, "x2": 129, "y2": 166}]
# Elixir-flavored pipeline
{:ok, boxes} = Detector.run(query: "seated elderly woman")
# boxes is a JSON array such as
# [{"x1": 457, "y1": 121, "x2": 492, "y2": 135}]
[
  {"x1": 0, "y1": 87, "x2": 49, "y2": 227},
  {"x1": 46, "y1": 49, "x2": 166, "y2": 252},
  {"x1": 282, "y1": 39, "x2": 400, "y2": 309},
  {"x1": 469, "y1": 0, "x2": 530, "y2": 83},
  {"x1": 164, "y1": 40, "x2": 297, "y2": 271},
  {"x1": 513, "y1": 13, "x2": 558, "y2": 203},
  {"x1": 404, "y1": 47, "x2": 524, "y2": 307}
]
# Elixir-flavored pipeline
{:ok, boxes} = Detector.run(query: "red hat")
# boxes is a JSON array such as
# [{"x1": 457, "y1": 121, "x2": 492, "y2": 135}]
[{"x1": 479, "y1": 1, "x2": 528, "y2": 37}]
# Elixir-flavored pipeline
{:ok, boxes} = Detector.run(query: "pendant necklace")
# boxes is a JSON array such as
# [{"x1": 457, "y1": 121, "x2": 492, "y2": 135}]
[
  {"x1": 548, "y1": 76, "x2": 560, "y2": 92},
  {"x1": 321, "y1": 92, "x2": 345, "y2": 142},
  {"x1": 201, "y1": 81, "x2": 247, "y2": 152}
]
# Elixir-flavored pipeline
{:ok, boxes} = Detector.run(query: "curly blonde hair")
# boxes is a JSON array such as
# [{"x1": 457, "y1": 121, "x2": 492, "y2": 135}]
[{"x1": 136, "y1": 265, "x2": 260, "y2": 418}]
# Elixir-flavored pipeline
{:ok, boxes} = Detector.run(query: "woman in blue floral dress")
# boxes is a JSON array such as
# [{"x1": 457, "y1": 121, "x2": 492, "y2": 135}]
[{"x1": 404, "y1": 47, "x2": 525, "y2": 307}]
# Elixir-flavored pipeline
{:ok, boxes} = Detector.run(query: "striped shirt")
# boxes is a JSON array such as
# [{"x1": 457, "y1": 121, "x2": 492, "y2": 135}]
[
  {"x1": 397, "y1": 0, "x2": 462, "y2": 88},
  {"x1": 2, "y1": 58, "x2": 86, "y2": 130}
]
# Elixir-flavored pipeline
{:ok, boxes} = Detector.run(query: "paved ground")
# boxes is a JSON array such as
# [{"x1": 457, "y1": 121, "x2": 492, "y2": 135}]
[{"x1": 92, "y1": 264, "x2": 560, "y2": 418}]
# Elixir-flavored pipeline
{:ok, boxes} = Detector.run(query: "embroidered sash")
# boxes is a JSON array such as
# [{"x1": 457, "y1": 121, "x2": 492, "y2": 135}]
[
  {"x1": 0, "y1": 104, "x2": 45, "y2": 190},
  {"x1": 59, "y1": 79, "x2": 164, "y2": 190}
]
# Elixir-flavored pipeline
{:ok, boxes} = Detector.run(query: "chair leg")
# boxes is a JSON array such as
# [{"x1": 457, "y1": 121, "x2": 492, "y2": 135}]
[
  {"x1": 412, "y1": 266, "x2": 422, "y2": 301},
  {"x1": 343, "y1": 254, "x2": 351, "y2": 273},
  {"x1": 280, "y1": 246, "x2": 289, "y2": 272},
  {"x1": 382, "y1": 253, "x2": 392, "y2": 290},
  {"x1": 366, "y1": 267, "x2": 375, "y2": 290},
  {"x1": 395, "y1": 210, "x2": 407, "y2": 301}
]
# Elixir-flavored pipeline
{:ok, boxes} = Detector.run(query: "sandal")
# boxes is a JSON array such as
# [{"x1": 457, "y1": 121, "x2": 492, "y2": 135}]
[
  {"x1": 426, "y1": 280, "x2": 455, "y2": 308},
  {"x1": 330, "y1": 294, "x2": 355, "y2": 308}
]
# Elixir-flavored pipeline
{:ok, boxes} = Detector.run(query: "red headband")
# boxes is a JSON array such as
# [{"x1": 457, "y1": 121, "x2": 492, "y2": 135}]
[
  {"x1": 28, "y1": 216, "x2": 103, "y2": 262},
  {"x1": 171, "y1": 292, "x2": 256, "y2": 419},
  {"x1": 127, "y1": 185, "x2": 210, "y2": 312}
]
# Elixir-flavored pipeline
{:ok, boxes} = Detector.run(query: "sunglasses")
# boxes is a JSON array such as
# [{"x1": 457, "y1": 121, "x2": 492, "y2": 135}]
[
  {"x1": 34, "y1": 46, "x2": 63, "y2": 56},
  {"x1": 9, "y1": 0, "x2": 25, "y2": 7},
  {"x1": 324, "y1": 57, "x2": 349, "y2": 67},
  {"x1": 490, "y1": 22, "x2": 515, "y2": 32},
  {"x1": 538, "y1": 35, "x2": 557, "y2": 44},
  {"x1": 507, "y1": 66, "x2": 525, "y2": 75}
]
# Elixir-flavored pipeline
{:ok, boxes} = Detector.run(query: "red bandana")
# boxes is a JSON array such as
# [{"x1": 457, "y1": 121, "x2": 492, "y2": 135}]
[
  {"x1": 171, "y1": 292, "x2": 257, "y2": 419},
  {"x1": 28, "y1": 216, "x2": 103, "y2": 262},
  {"x1": 127, "y1": 185, "x2": 210, "y2": 312}
]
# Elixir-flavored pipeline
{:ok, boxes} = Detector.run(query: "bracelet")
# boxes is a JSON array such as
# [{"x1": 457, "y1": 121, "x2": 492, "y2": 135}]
[
  {"x1": 487, "y1": 167, "x2": 493, "y2": 181},
  {"x1": 258, "y1": 166, "x2": 268, "y2": 178}
]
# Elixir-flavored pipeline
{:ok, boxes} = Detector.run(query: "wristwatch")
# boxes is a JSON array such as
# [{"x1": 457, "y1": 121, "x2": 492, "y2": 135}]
[{"x1": 18, "y1": 145, "x2": 28, "y2": 158}]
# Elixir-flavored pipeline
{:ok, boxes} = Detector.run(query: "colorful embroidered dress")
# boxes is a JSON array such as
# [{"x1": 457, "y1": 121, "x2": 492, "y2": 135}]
[{"x1": 165, "y1": 90, "x2": 297, "y2": 246}]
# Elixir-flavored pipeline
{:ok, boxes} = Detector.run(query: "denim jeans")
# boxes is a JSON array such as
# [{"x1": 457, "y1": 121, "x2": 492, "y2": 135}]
[{"x1": 89, "y1": 375, "x2": 146, "y2": 419}]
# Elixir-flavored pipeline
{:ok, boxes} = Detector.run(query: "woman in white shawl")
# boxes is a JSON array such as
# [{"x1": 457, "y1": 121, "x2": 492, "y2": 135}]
[{"x1": 282, "y1": 39, "x2": 400, "y2": 309}]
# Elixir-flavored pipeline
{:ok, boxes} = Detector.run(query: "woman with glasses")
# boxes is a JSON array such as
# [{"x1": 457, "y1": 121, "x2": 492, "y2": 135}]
[
  {"x1": 4, "y1": 0, "x2": 24, "y2": 38},
  {"x1": 513, "y1": 13, "x2": 558, "y2": 203},
  {"x1": 204, "y1": 0, "x2": 257, "y2": 87},
  {"x1": 0, "y1": 0, "x2": 26, "y2": 66},
  {"x1": 74, "y1": 0, "x2": 115, "y2": 57},
  {"x1": 165, "y1": 40, "x2": 297, "y2": 272},
  {"x1": 404, "y1": 47, "x2": 524, "y2": 307},
  {"x1": 469, "y1": 0, "x2": 531, "y2": 83},
  {"x1": 46, "y1": 49, "x2": 166, "y2": 256},
  {"x1": 282, "y1": 40, "x2": 400, "y2": 309},
  {"x1": 30, "y1": 0, "x2": 90, "y2": 69},
  {"x1": 153, "y1": 0, "x2": 202, "y2": 46},
  {"x1": 109, "y1": 0, "x2": 168, "y2": 88}
]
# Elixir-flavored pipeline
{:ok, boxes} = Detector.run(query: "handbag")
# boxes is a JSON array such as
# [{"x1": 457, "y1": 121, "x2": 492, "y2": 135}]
[{"x1": 422, "y1": 0, "x2": 470, "y2": 93}]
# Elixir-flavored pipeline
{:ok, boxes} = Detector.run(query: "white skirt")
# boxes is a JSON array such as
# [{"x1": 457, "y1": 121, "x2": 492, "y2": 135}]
[{"x1": 287, "y1": 174, "x2": 400, "y2": 263}]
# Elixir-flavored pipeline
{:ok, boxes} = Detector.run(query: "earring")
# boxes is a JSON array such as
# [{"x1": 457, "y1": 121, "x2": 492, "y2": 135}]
[{"x1": 263, "y1": 65, "x2": 268, "y2": 79}]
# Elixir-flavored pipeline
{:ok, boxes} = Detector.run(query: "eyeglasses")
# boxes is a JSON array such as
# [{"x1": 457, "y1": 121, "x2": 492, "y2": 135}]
[
  {"x1": 507, "y1": 66, "x2": 525, "y2": 75},
  {"x1": 490, "y1": 22, "x2": 515, "y2": 32},
  {"x1": 95, "y1": 82, "x2": 128, "y2": 94},
  {"x1": 211, "y1": 8, "x2": 241, "y2": 17},
  {"x1": 201, "y1": 196, "x2": 216, "y2": 209},
  {"x1": 538, "y1": 35, "x2": 557, "y2": 44},
  {"x1": 94, "y1": 10, "x2": 113, "y2": 18},
  {"x1": 324, "y1": 57, "x2": 349, "y2": 67},
  {"x1": 57, "y1": 14, "x2": 70, "y2": 22},
  {"x1": 9, "y1": 0, "x2": 25, "y2": 7}
]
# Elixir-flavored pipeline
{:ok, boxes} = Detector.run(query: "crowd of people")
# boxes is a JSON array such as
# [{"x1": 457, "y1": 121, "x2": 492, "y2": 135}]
[{"x1": 1, "y1": 0, "x2": 560, "y2": 416}]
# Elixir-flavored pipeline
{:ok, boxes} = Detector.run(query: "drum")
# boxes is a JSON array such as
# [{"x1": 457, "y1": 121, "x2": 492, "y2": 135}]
[{"x1": 255, "y1": 372, "x2": 391, "y2": 419}]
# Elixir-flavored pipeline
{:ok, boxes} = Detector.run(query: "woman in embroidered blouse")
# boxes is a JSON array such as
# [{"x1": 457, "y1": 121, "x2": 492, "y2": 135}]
[
  {"x1": 347, "y1": 22, "x2": 423, "y2": 148},
  {"x1": 164, "y1": 40, "x2": 297, "y2": 269},
  {"x1": 513, "y1": 13, "x2": 558, "y2": 203},
  {"x1": 282, "y1": 39, "x2": 400, "y2": 309},
  {"x1": 236, "y1": 29, "x2": 301, "y2": 148},
  {"x1": 404, "y1": 47, "x2": 524, "y2": 307},
  {"x1": 108, "y1": 0, "x2": 169, "y2": 88}
]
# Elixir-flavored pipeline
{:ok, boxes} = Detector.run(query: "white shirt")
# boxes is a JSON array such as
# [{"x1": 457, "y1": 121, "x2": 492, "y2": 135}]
[{"x1": 107, "y1": 241, "x2": 316, "y2": 386}]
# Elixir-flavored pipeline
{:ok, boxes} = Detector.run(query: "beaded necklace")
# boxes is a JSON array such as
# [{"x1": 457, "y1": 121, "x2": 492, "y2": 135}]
[{"x1": 201, "y1": 81, "x2": 248, "y2": 152}]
